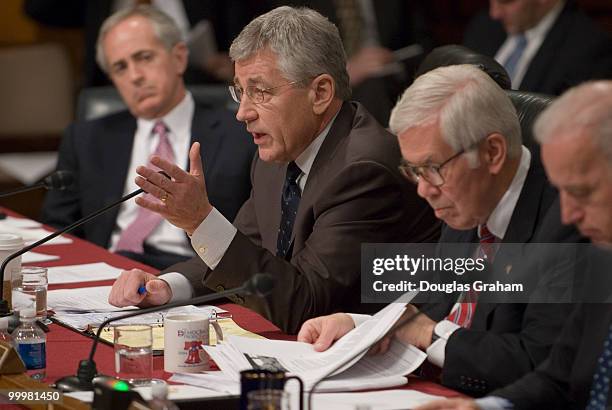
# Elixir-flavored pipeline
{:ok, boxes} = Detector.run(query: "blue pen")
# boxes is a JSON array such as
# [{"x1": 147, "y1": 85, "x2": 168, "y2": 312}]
[{"x1": 137, "y1": 284, "x2": 147, "y2": 295}]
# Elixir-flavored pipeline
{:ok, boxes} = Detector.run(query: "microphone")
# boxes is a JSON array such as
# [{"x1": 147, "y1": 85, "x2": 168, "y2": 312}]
[
  {"x1": 0, "y1": 170, "x2": 74, "y2": 198},
  {"x1": 307, "y1": 301, "x2": 434, "y2": 409},
  {"x1": 54, "y1": 273, "x2": 276, "y2": 392},
  {"x1": 0, "y1": 186, "x2": 144, "y2": 316}
]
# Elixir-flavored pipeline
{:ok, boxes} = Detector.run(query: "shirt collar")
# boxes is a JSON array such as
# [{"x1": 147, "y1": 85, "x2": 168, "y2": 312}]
[
  {"x1": 294, "y1": 108, "x2": 341, "y2": 178},
  {"x1": 481, "y1": 145, "x2": 531, "y2": 240},
  {"x1": 136, "y1": 92, "x2": 194, "y2": 138}
]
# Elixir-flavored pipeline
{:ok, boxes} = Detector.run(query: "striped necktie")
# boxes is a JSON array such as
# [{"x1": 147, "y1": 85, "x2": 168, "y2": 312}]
[{"x1": 115, "y1": 121, "x2": 174, "y2": 253}]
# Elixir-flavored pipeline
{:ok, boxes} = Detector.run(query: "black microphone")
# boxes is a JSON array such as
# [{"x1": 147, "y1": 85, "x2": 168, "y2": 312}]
[
  {"x1": 0, "y1": 170, "x2": 74, "y2": 198},
  {"x1": 54, "y1": 273, "x2": 276, "y2": 392},
  {"x1": 307, "y1": 299, "x2": 433, "y2": 409},
  {"x1": 0, "y1": 186, "x2": 144, "y2": 316}
]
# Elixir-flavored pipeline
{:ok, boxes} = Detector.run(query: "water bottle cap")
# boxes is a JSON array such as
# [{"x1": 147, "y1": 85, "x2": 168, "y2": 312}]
[
  {"x1": 19, "y1": 308, "x2": 36, "y2": 319},
  {"x1": 151, "y1": 381, "x2": 169, "y2": 399},
  {"x1": 0, "y1": 233, "x2": 24, "y2": 250}
]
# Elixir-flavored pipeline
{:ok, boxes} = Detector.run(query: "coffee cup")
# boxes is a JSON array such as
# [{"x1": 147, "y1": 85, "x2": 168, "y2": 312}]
[{"x1": 163, "y1": 313, "x2": 223, "y2": 373}]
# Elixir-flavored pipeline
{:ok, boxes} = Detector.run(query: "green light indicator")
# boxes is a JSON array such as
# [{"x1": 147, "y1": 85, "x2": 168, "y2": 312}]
[{"x1": 113, "y1": 380, "x2": 130, "y2": 392}]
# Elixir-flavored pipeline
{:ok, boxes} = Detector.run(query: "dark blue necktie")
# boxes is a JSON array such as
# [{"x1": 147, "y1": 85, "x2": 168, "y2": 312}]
[
  {"x1": 276, "y1": 161, "x2": 302, "y2": 259},
  {"x1": 586, "y1": 323, "x2": 612, "y2": 409},
  {"x1": 503, "y1": 34, "x2": 528, "y2": 80}
]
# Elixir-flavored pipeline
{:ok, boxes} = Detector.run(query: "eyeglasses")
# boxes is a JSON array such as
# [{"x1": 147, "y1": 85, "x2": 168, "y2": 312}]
[
  {"x1": 398, "y1": 149, "x2": 467, "y2": 187},
  {"x1": 228, "y1": 80, "x2": 305, "y2": 104}
]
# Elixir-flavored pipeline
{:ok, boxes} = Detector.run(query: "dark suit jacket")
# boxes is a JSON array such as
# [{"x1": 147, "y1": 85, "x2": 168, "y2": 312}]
[
  {"x1": 463, "y1": 1, "x2": 612, "y2": 95},
  {"x1": 495, "y1": 299, "x2": 612, "y2": 408},
  {"x1": 168, "y1": 102, "x2": 440, "y2": 333},
  {"x1": 41, "y1": 104, "x2": 255, "y2": 253},
  {"x1": 423, "y1": 160, "x2": 582, "y2": 395}
]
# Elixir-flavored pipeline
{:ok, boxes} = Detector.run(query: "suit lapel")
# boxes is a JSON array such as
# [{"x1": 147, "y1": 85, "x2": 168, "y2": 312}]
[
  {"x1": 290, "y1": 102, "x2": 355, "y2": 255},
  {"x1": 519, "y1": 3, "x2": 571, "y2": 92},
  {"x1": 98, "y1": 114, "x2": 136, "y2": 244}
]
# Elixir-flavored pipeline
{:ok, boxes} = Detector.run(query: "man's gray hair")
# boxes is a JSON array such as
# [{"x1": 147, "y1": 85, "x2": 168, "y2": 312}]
[
  {"x1": 534, "y1": 81, "x2": 612, "y2": 163},
  {"x1": 389, "y1": 64, "x2": 522, "y2": 166},
  {"x1": 96, "y1": 5, "x2": 184, "y2": 73},
  {"x1": 229, "y1": 6, "x2": 351, "y2": 101}
]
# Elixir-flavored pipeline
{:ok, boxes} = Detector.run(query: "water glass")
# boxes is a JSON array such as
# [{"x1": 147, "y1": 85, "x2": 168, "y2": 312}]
[
  {"x1": 247, "y1": 389, "x2": 291, "y2": 410},
  {"x1": 113, "y1": 324, "x2": 153, "y2": 386},
  {"x1": 11, "y1": 266, "x2": 47, "y2": 319}
]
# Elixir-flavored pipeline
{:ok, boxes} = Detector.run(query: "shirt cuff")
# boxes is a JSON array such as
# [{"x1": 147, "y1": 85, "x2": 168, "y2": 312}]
[
  {"x1": 475, "y1": 396, "x2": 514, "y2": 410},
  {"x1": 190, "y1": 207, "x2": 237, "y2": 270},
  {"x1": 426, "y1": 320, "x2": 461, "y2": 367},
  {"x1": 159, "y1": 272, "x2": 193, "y2": 303},
  {"x1": 348, "y1": 313, "x2": 372, "y2": 327}
]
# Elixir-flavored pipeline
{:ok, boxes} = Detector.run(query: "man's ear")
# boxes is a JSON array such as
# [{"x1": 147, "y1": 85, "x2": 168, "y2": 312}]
[
  {"x1": 311, "y1": 74, "x2": 335, "y2": 115},
  {"x1": 172, "y1": 42, "x2": 189, "y2": 75},
  {"x1": 483, "y1": 133, "x2": 508, "y2": 174}
]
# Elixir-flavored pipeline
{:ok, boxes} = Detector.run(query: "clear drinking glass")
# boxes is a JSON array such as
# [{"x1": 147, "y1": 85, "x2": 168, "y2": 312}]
[
  {"x1": 11, "y1": 266, "x2": 47, "y2": 319},
  {"x1": 247, "y1": 389, "x2": 290, "y2": 410},
  {"x1": 113, "y1": 324, "x2": 153, "y2": 386}
]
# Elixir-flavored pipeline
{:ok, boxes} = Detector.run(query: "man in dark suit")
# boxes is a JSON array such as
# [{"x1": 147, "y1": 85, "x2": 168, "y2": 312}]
[
  {"x1": 415, "y1": 82, "x2": 612, "y2": 410},
  {"x1": 41, "y1": 6, "x2": 255, "y2": 270},
  {"x1": 298, "y1": 64, "x2": 580, "y2": 395},
  {"x1": 107, "y1": 6, "x2": 439, "y2": 333},
  {"x1": 463, "y1": 0, "x2": 612, "y2": 95}
]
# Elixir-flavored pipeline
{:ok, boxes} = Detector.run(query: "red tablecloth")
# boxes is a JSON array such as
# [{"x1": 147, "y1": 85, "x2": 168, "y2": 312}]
[{"x1": 3, "y1": 209, "x2": 463, "y2": 401}]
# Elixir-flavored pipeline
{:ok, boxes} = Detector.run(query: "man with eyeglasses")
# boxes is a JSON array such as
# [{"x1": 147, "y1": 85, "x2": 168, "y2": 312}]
[
  {"x1": 107, "y1": 6, "x2": 439, "y2": 333},
  {"x1": 297, "y1": 64, "x2": 581, "y2": 394},
  {"x1": 41, "y1": 6, "x2": 256, "y2": 270}
]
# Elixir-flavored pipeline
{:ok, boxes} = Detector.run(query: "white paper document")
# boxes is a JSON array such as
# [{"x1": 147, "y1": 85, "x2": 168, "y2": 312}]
[
  {"x1": 0, "y1": 215, "x2": 42, "y2": 229},
  {"x1": 46, "y1": 262, "x2": 123, "y2": 284},
  {"x1": 48, "y1": 285, "x2": 122, "y2": 313},
  {"x1": 54, "y1": 305, "x2": 226, "y2": 331},
  {"x1": 188, "y1": 298, "x2": 427, "y2": 394},
  {"x1": 22, "y1": 251, "x2": 60, "y2": 263},
  {"x1": 313, "y1": 389, "x2": 444, "y2": 410},
  {"x1": 0, "y1": 226, "x2": 72, "y2": 246}
]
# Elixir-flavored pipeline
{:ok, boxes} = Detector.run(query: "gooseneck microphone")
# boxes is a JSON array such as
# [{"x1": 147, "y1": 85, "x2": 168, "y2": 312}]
[
  {"x1": 0, "y1": 170, "x2": 74, "y2": 198},
  {"x1": 0, "y1": 186, "x2": 144, "y2": 316},
  {"x1": 54, "y1": 273, "x2": 276, "y2": 392}
]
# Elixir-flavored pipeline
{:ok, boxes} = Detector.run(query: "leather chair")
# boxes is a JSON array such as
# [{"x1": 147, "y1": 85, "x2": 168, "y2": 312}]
[
  {"x1": 76, "y1": 85, "x2": 237, "y2": 121},
  {"x1": 415, "y1": 45, "x2": 554, "y2": 155}
]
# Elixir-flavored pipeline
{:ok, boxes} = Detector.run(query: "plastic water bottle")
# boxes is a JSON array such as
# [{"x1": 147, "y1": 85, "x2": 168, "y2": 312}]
[
  {"x1": 148, "y1": 381, "x2": 178, "y2": 410},
  {"x1": 0, "y1": 316, "x2": 12, "y2": 344},
  {"x1": 12, "y1": 308, "x2": 46, "y2": 380}
]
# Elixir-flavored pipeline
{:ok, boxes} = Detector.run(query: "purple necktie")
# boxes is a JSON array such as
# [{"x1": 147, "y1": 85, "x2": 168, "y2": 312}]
[{"x1": 115, "y1": 121, "x2": 174, "y2": 253}]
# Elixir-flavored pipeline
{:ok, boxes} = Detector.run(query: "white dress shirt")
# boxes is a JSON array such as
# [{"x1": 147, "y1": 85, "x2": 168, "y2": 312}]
[
  {"x1": 109, "y1": 93, "x2": 195, "y2": 258},
  {"x1": 162, "y1": 110, "x2": 341, "y2": 302},
  {"x1": 495, "y1": 1, "x2": 565, "y2": 89},
  {"x1": 351, "y1": 146, "x2": 532, "y2": 369}
]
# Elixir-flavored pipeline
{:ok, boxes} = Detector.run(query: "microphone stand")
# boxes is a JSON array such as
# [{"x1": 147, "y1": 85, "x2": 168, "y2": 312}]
[
  {"x1": 55, "y1": 274, "x2": 275, "y2": 392},
  {"x1": 0, "y1": 188, "x2": 144, "y2": 316}
]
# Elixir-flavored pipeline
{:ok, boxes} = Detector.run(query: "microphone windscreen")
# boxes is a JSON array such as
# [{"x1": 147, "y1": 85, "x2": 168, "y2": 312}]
[
  {"x1": 43, "y1": 170, "x2": 74, "y2": 191},
  {"x1": 248, "y1": 273, "x2": 276, "y2": 297}
]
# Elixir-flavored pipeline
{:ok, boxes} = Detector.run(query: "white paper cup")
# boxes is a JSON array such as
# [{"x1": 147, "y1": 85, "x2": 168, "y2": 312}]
[
  {"x1": 163, "y1": 314, "x2": 223, "y2": 373},
  {"x1": 0, "y1": 233, "x2": 24, "y2": 307}
]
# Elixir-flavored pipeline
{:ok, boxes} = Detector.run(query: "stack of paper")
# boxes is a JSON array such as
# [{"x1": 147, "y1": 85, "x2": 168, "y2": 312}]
[{"x1": 172, "y1": 302, "x2": 427, "y2": 394}]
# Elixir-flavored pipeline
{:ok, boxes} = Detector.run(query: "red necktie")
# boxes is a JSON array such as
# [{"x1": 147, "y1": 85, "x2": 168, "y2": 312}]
[
  {"x1": 115, "y1": 121, "x2": 174, "y2": 253},
  {"x1": 446, "y1": 225, "x2": 498, "y2": 328}
]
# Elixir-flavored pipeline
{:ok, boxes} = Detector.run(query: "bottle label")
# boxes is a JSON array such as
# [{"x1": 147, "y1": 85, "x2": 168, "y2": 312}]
[{"x1": 17, "y1": 342, "x2": 46, "y2": 370}]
